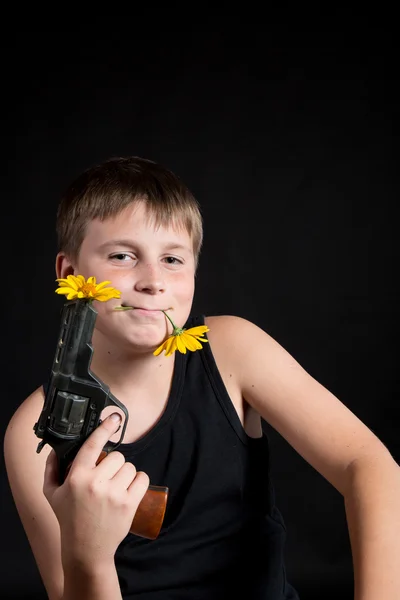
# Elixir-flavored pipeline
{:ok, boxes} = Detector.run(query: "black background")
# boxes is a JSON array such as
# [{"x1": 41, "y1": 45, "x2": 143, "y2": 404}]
[{"x1": 2, "y1": 22, "x2": 398, "y2": 599}]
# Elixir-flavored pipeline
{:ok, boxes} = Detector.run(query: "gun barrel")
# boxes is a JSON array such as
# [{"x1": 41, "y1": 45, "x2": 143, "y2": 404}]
[{"x1": 54, "y1": 300, "x2": 97, "y2": 379}]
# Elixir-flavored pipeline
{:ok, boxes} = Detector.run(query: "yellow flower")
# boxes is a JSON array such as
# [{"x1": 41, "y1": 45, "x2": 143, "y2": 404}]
[
  {"x1": 153, "y1": 311, "x2": 209, "y2": 357},
  {"x1": 55, "y1": 275, "x2": 121, "y2": 302},
  {"x1": 153, "y1": 325, "x2": 210, "y2": 357}
]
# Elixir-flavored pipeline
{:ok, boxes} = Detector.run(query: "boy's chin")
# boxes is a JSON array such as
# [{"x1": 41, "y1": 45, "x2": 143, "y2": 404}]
[{"x1": 120, "y1": 332, "x2": 168, "y2": 353}]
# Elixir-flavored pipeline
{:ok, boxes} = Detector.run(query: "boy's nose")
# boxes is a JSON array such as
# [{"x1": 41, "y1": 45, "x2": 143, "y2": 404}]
[{"x1": 134, "y1": 264, "x2": 166, "y2": 294}]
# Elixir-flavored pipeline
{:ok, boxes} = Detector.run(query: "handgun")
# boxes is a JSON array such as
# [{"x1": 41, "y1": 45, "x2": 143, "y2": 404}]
[{"x1": 33, "y1": 298, "x2": 168, "y2": 540}]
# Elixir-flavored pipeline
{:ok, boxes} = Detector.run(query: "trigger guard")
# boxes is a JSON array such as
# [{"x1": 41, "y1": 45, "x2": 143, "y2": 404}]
[{"x1": 103, "y1": 440, "x2": 121, "y2": 453}]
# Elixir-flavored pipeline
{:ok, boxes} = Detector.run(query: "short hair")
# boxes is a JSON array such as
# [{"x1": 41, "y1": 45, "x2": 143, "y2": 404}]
[{"x1": 56, "y1": 156, "x2": 203, "y2": 265}]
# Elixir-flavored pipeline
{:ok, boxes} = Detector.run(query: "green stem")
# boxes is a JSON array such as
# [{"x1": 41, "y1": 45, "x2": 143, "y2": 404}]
[{"x1": 161, "y1": 310, "x2": 184, "y2": 334}]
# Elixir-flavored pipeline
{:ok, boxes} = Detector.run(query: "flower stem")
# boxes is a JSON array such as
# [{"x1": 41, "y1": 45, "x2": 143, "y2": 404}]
[
  {"x1": 161, "y1": 310, "x2": 184, "y2": 335},
  {"x1": 161, "y1": 310, "x2": 177, "y2": 330}
]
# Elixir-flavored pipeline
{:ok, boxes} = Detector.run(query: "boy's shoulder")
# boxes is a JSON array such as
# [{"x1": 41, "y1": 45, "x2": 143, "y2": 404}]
[
  {"x1": 203, "y1": 314, "x2": 278, "y2": 378},
  {"x1": 6, "y1": 385, "x2": 44, "y2": 426},
  {"x1": 4, "y1": 386, "x2": 45, "y2": 453},
  {"x1": 204, "y1": 314, "x2": 272, "y2": 352},
  {"x1": 204, "y1": 313, "x2": 258, "y2": 331}
]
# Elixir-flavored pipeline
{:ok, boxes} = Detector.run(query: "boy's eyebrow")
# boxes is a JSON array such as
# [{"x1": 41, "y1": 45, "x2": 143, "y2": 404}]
[{"x1": 98, "y1": 239, "x2": 191, "y2": 253}]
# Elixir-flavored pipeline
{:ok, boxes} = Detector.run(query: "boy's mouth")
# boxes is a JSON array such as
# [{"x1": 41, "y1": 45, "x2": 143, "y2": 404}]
[{"x1": 114, "y1": 305, "x2": 173, "y2": 312}]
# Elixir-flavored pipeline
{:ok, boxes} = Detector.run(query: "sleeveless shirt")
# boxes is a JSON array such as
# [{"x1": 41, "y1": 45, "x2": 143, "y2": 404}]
[{"x1": 112, "y1": 315, "x2": 300, "y2": 599}]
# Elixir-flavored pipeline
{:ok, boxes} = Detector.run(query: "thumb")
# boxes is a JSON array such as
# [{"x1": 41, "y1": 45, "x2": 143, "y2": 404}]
[{"x1": 43, "y1": 449, "x2": 59, "y2": 501}]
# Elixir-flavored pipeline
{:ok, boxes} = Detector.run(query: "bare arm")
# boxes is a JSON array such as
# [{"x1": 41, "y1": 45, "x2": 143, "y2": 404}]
[
  {"x1": 4, "y1": 386, "x2": 149, "y2": 600},
  {"x1": 4, "y1": 388, "x2": 64, "y2": 599},
  {"x1": 344, "y1": 454, "x2": 400, "y2": 600},
  {"x1": 207, "y1": 315, "x2": 400, "y2": 600},
  {"x1": 62, "y1": 562, "x2": 123, "y2": 600}
]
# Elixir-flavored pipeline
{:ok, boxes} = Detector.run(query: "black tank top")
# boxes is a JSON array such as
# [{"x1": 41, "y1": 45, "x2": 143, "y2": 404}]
[{"x1": 113, "y1": 315, "x2": 300, "y2": 599}]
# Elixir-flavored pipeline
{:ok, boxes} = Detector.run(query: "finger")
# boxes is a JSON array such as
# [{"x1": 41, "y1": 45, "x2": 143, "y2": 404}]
[
  {"x1": 72, "y1": 413, "x2": 122, "y2": 470},
  {"x1": 43, "y1": 449, "x2": 59, "y2": 500},
  {"x1": 111, "y1": 460, "x2": 137, "y2": 489},
  {"x1": 127, "y1": 470, "x2": 150, "y2": 506},
  {"x1": 94, "y1": 450, "x2": 126, "y2": 480}
]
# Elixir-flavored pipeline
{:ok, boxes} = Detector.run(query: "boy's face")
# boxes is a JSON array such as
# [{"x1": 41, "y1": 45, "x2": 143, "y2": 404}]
[{"x1": 56, "y1": 202, "x2": 196, "y2": 354}]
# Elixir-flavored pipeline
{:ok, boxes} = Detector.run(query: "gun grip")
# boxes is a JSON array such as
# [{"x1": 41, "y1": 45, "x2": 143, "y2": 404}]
[
  {"x1": 96, "y1": 451, "x2": 168, "y2": 540},
  {"x1": 130, "y1": 485, "x2": 168, "y2": 539}
]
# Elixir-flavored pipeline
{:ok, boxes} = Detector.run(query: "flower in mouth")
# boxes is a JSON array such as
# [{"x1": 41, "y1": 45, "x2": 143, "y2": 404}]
[
  {"x1": 55, "y1": 275, "x2": 121, "y2": 302},
  {"x1": 113, "y1": 305, "x2": 209, "y2": 356}
]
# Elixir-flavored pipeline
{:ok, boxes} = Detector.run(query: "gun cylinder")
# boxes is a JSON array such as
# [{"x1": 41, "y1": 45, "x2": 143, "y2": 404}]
[{"x1": 48, "y1": 391, "x2": 89, "y2": 437}]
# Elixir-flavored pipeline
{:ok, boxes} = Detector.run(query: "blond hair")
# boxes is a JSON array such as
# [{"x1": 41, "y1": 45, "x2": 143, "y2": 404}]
[{"x1": 56, "y1": 156, "x2": 203, "y2": 265}]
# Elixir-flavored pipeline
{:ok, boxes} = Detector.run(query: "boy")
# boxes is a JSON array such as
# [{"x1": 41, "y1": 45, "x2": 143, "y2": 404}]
[{"x1": 4, "y1": 156, "x2": 400, "y2": 600}]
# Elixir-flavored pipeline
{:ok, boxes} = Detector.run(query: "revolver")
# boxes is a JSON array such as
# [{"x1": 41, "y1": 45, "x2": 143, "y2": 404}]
[{"x1": 34, "y1": 298, "x2": 168, "y2": 540}]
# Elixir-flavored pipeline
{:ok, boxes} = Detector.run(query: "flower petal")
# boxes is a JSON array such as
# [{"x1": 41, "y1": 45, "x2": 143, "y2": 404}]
[
  {"x1": 95, "y1": 280, "x2": 112, "y2": 291},
  {"x1": 164, "y1": 337, "x2": 173, "y2": 355},
  {"x1": 56, "y1": 278, "x2": 71, "y2": 286},
  {"x1": 153, "y1": 338, "x2": 169, "y2": 356},
  {"x1": 66, "y1": 275, "x2": 80, "y2": 290},
  {"x1": 175, "y1": 335, "x2": 187, "y2": 354},
  {"x1": 95, "y1": 289, "x2": 121, "y2": 301},
  {"x1": 181, "y1": 333, "x2": 202, "y2": 351},
  {"x1": 87, "y1": 276, "x2": 96, "y2": 285},
  {"x1": 165, "y1": 337, "x2": 178, "y2": 356},
  {"x1": 184, "y1": 325, "x2": 210, "y2": 337},
  {"x1": 55, "y1": 287, "x2": 75, "y2": 295}
]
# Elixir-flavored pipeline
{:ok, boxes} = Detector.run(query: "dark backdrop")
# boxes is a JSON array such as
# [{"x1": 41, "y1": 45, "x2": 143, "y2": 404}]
[{"x1": 2, "y1": 25, "x2": 398, "y2": 600}]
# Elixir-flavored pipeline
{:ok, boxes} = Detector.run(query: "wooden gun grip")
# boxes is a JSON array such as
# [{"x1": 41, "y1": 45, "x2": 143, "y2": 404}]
[
  {"x1": 95, "y1": 451, "x2": 168, "y2": 540},
  {"x1": 130, "y1": 484, "x2": 168, "y2": 539}
]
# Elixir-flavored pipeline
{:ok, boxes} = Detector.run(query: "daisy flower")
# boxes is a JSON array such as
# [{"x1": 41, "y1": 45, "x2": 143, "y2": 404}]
[{"x1": 55, "y1": 275, "x2": 121, "y2": 302}]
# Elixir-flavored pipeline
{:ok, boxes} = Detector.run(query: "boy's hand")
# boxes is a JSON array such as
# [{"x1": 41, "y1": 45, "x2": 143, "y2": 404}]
[{"x1": 43, "y1": 413, "x2": 149, "y2": 570}]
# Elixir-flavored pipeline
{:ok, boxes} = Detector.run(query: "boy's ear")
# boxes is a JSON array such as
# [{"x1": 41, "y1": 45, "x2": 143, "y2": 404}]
[{"x1": 55, "y1": 252, "x2": 75, "y2": 279}]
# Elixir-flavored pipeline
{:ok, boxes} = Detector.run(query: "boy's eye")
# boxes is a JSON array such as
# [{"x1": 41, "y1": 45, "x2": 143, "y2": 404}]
[
  {"x1": 163, "y1": 256, "x2": 183, "y2": 265},
  {"x1": 110, "y1": 253, "x2": 133, "y2": 261}
]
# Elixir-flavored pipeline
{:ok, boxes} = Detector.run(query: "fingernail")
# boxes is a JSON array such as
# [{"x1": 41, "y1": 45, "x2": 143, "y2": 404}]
[{"x1": 110, "y1": 413, "x2": 121, "y2": 424}]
